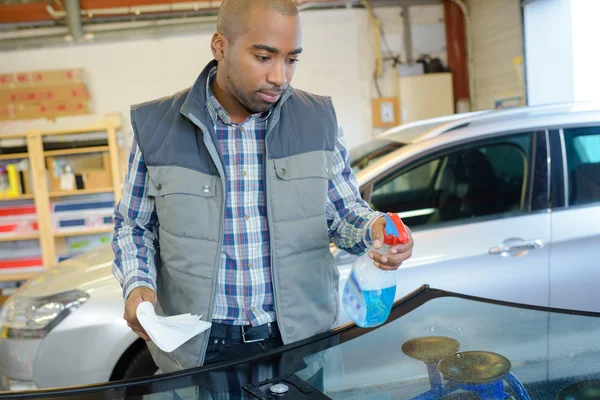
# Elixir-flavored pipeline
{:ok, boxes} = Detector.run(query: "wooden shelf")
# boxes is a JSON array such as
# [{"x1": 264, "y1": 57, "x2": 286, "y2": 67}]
[
  {"x1": 0, "y1": 272, "x2": 39, "y2": 283},
  {"x1": 0, "y1": 119, "x2": 123, "y2": 283},
  {"x1": 39, "y1": 123, "x2": 116, "y2": 137},
  {"x1": 0, "y1": 234, "x2": 39, "y2": 242},
  {"x1": 49, "y1": 188, "x2": 114, "y2": 197},
  {"x1": 0, "y1": 153, "x2": 29, "y2": 161},
  {"x1": 44, "y1": 146, "x2": 110, "y2": 157},
  {"x1": 54, "y1": 227, "x2": 113, "y2": 238},
  {"x1": 0, "y1": 194, "x2": 34, "y2": 201}
]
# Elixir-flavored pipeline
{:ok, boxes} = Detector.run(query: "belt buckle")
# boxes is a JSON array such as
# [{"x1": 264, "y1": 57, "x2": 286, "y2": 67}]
[{"x1": 241, "y1": 324, "x2": 265, "y2": 344}]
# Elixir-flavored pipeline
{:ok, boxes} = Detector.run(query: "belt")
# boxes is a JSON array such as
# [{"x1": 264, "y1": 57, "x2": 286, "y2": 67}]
[{"x1": 210, "y1": 321, "x2": 280, "y2": 344}]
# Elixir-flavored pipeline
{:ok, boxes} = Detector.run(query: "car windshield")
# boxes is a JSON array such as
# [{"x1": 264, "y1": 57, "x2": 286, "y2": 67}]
[
  {"x1": 349, "y1": 139, "x2": 404, "y2": 174},
  {"x1": 6, "y1": 286, "x2": 600, "y2": 399}
]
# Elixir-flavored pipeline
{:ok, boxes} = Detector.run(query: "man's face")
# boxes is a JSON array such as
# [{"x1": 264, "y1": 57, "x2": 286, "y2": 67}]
[{"x1": 221, "y1": 8, "x2": 302, "y2": 114}]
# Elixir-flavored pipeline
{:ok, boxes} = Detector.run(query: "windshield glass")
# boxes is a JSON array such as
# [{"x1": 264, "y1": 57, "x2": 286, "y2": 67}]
[{"x1": 7, "y1": 287, "x2": 600, "y2": 399}]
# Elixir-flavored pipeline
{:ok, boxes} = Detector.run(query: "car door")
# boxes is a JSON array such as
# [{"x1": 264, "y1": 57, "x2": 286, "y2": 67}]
[
  {"x1": 360, "y1": 130, "x2": 552, "y2": 308},
  {"x1": 548, "y1": 126, "x2": 600, "y2": 312}
]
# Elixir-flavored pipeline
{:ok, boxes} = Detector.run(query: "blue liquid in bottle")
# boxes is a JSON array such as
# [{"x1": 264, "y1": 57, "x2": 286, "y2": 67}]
[
  {"x1": 342, "y1": 270, "x2": 396, "y2": 328},
  {"x1": 361, "y1": 286, "x2": 396, "y2": 326},
  {"x1": 342, "y1": 213, "x2": 407, "y2": 328}
]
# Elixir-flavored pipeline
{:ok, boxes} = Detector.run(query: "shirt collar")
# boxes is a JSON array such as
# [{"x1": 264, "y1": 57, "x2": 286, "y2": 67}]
[{"x1": 205, "y1": 66, "x2": 271, "y2": 126}]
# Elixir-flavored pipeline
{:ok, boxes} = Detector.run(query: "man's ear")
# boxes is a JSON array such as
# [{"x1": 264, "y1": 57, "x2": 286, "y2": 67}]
[{"x1": 211, "y1": 32, "x2": 226, "y2": 61}]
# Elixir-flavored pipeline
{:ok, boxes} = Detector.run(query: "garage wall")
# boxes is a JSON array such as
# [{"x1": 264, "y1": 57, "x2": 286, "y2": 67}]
[
  {"x1": 357, "y1": 5, "x2": 447, "y2": 135},
  {"x1": 571, "y1": 0, "x2": 600, "y2": 103},
  {"x1": 0, "y1": 6, "x2": 446, "y2": 149},
  {"x1": 524, "y1": 0, "x2": 600, "y2": 105},
  {"x1": 523, "y1": 0, "x2": 574, "y2": 106},
  {"x1": 467, "y1": 0, "x2": 524, "y2": 110},
  {"x1": 0, "y1": 9, "x2": 368, "y2": 149}
]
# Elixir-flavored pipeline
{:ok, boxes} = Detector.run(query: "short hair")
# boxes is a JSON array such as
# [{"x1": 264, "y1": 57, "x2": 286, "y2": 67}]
[{"x1": 217, "y1": 0, "x2": 299, "y2": 43}]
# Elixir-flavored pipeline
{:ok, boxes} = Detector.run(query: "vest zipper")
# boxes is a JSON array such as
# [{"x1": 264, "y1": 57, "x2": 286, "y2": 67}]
[
  {"x1": 264, "y1": 115, "x2": 282, "y2": 342},
  {"x1": 187, "y1": 113, "x2": 227, "y2": 365}
]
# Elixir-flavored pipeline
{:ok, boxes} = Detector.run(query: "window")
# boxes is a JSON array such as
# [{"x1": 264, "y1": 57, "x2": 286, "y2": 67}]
[
  {"x1": 368, "y1": 133, "x2": 532, "y2": 229},
  {"x1": 564, "y1": 127, "x2": 600, "y2": 206}
]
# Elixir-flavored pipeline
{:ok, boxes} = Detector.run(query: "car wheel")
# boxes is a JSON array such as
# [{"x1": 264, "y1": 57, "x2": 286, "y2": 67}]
[{"x1": 121, "y1": 344, "x2": 158, "y2": 379}]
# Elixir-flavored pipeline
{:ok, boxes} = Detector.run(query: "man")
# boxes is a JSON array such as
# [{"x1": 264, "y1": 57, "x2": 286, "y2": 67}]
[{"x1": 112, "y1": 0, "x2": 414, "y2": 377}]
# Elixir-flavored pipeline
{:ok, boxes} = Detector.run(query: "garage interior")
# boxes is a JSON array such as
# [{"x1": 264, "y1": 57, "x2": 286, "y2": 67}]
[
  {"x1": 0, "y1": 0, "x2": 599, "y2": 397},
  {"x1": 0, "y1": 0, "x2": 525, "y2": 292}
]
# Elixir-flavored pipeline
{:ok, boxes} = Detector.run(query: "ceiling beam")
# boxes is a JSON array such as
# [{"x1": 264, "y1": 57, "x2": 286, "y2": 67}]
[{"x1": 0, "y1": 0, "x2": 47, "y2": 4}]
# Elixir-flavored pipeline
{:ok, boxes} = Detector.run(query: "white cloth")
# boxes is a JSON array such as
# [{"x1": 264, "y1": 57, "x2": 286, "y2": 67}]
[{"x1": 136, "y1": 301, "x2": 212, "y2": 353}]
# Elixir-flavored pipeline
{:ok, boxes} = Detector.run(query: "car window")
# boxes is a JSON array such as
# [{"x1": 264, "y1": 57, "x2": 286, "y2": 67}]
[
  {"x1": 368, "y1": 133, "x2": 533, "y2": 229},
  {"x1": 564, "y1": 127, "x2": 600, "y2": 206}
]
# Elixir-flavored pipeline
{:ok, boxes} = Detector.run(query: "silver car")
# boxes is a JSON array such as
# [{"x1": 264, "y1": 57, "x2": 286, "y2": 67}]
[{"x1": 1, "y1": 102, "x2": 599, "y2": 391}]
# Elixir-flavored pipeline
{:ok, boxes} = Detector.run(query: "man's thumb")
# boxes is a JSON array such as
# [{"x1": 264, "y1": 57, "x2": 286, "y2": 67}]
[
  {"x1": 142, "y1": 289, "x2": 157, "y2": 309},
  {"x1": 372, "y1": 217, "x2": 386, "y2": 249}
]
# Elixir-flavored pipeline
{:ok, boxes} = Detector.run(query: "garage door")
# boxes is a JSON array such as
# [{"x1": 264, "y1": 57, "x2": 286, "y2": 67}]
[{"x1": 468, "y1": 0, "x2": 524, "y2": 110}]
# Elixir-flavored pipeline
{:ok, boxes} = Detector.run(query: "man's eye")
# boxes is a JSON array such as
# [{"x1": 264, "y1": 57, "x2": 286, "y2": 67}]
[
  {"x1": 288, "y1": 58, "x2": 300, "y2": 64},
  {"x1": 256, "y1": 55, "x2": 270, "y2": 62}
]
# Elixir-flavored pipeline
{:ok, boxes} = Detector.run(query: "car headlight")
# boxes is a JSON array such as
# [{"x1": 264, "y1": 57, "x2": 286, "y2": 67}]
[{"x1": 0, "y1": 290, "x2": 89, "y2": 339}]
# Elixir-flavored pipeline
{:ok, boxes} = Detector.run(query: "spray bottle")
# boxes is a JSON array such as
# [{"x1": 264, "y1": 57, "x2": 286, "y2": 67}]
[{"x1": 342, "y1": 212, "x2": 410, "y2": 328}]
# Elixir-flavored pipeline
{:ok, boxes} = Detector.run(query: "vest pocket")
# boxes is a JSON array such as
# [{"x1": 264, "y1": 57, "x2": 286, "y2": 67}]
[
  {"x1": 270, "y1": 151, "x2": 334, "y2": 224},
  {"x1": 147, "y1": 166, "x2": 222, "y2": 242},
  {"x1": 273, "y1": 151, "x2": 334, "y2": 181},
  {"x1": 147, "y1": 171, "x2": 217, "y2": 198}
]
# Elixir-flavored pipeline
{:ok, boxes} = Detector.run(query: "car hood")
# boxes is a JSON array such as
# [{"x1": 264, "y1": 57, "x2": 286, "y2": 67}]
[
  {"x1": 14, "y1": 244, "x2": 343, "y2": 300},
  {"x1": 15, "y1": 244, "x2": 116, "y2": 299}
]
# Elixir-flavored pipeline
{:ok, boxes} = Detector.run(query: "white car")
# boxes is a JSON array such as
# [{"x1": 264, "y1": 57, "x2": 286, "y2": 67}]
[{"x1": 1, "y1": 102, "x2": 599, "y2": 391}]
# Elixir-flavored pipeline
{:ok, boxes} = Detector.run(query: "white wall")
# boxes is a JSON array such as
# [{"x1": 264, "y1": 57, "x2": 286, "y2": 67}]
[
  {"x1": 571, "y1": 0, "x2": 600, "y2": 102},
  {"x1": 524, "y1": 0, "x2": 575, "y2": 105},
  {"x1": 524, "y1": 0, "x2": 600, "y2": 106},
  {"x1": 356, "y1": 5, "x2": 447, "y2": 136},
  {"x1": 0, "y1": 6, "x2": 446, "y2": 149}
]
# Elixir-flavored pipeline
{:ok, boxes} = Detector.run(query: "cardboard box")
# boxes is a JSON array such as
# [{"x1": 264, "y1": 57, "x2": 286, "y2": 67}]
[
  {"x1": 0, "y1": 239, "x2": 41, "y2": 260},
  {"x1": 55, "y1": 232, "x2": 112, "y2": 258},
  {"x1": 0, "y1": 84, "x2": 89, "y2": 105},
  {"x1": 0, "y1": 215, "x2": 38, "y2": 237},
  {"x1": 0, "y1": 100, "x2": 90, "y2": 121},
  {"x1": 47, "y1": 152, "x2": 112, "y2": 193},
  {"x1": 398, "y1": 72, "x2": 454, "y2": 124},
  {"x1": 0, "y1": 257, "x2": 44, "y2": 270},
  {"x1": 51, "y1": 208, "x2": 114, "y2": 234},
  {"x1": 0, "y1": 69, "x2": 84, "y2": 90}
]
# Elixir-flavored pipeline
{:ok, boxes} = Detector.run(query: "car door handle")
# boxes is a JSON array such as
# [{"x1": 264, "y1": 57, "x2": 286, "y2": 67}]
[{"x1": 489, "y1": 239, "x2": 544, "y2": 256}]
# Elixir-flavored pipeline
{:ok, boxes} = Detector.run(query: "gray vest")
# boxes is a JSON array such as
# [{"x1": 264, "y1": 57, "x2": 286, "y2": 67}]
[{"x1": 132, "y1": 60, "x2": 340, "y2": 372}]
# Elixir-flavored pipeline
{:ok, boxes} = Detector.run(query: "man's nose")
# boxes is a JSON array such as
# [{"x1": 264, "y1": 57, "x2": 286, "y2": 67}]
[{"x1": 267, "y1": 61, "x2": 287, "y2": 87}]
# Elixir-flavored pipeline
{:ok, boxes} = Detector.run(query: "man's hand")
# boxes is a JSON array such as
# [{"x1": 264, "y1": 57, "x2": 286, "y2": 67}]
[
  {"x1": 368, "y1": 216, "x2": 414, "y2": 270},
  {"x1": 124, "y1": 287, "x2": 157, "y2": 341}
]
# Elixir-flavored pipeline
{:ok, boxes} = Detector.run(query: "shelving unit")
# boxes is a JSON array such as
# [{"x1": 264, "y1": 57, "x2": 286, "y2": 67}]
[
  {"x1": 0, "y1": 117, "x2": 123, "y2": 283},
  {"x1": 48, "y1": 188, "x2": 114, "y2": 197},
  {"x1": 44, "y1": 146, "x2": 110, "y2": 157},
  {"x1": 0, "y1": 153, "x2": 29, "y2": 161},
  {"x1": 0, "y1": 234, "x2": 39, "y2": 242},
  {"x1": 0, "y1": 194, "x2": 34, "y2": 201},
  {"x1": 0, "y1": 272, "x2": 39, "y2": 283},
  {"x1": 54, "y1": 227, "x2": 113, "y2": 238}
]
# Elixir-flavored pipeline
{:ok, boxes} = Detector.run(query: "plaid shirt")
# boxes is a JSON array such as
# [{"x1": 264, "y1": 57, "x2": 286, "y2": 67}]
[{"x1": 112, "y1": 68, "x2": 381, "y2": 326}]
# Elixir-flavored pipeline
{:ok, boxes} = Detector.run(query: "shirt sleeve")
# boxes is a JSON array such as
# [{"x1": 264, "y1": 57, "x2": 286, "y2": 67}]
[
  {"x1": 326, "y1": 126, "x2": 384, "y2": 254},
  {"x1": 111, "y1": 137, "x2": 160, "y2": 300}
]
